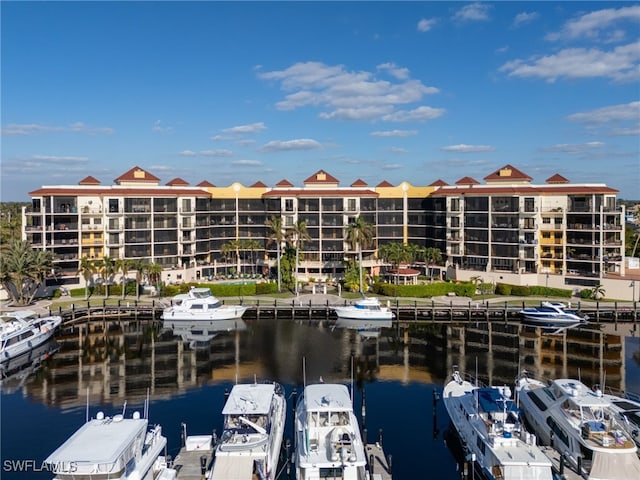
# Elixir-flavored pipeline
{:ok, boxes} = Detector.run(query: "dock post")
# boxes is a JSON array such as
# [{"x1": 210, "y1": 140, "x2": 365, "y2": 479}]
[
  {"x1": 285, "y1": 439, "x2": 291, "y2": 477},
  {"x1": 378, "y1": 428, "x2": 383, "y2": 446},
  {"x1": 291, "y1": 388, "x2": 297, "y2": 444},
  {"x1": 369, "y1": 454, "x2": 374, "y2": 474},
  {"x1": 577, "y1": 455, "x2": 582, "y2": 475},
  {"x1": 387, "y1": 454, "x2": 392, "y2": 474},
  {"x1": 559, "y1": 452, "x2": 565, "y2": 475},
  {"x1": 414, "y1": 300, "x2": 417, "y2": 321},
  {"x1": 200, "y1": 455, "x2": 207, "y2": 475},
  {"x1": 274, "y1": 299, "x2": 278, "y2": 320}
]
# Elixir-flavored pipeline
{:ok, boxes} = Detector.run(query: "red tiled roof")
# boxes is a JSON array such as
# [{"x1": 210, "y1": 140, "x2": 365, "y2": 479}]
[
  {"x1": 166, "y1": 177, "x2": 189, "y2": 186},
  {"x1": 351, "y1": 179, "x2": 368, "y2": 187},
  {"x1": 376, "y1": 180, "x2": 394, "y2": 187},
  {"x1": 484, "y1": 164, "x2": 532, "y2": 182},
  {"x1": 303, "y1": 170, "x2": 339, "y2": 185},
  {"x1": 275, "y1": 179, "x2": 294, "y2": 187},
  {"x1": 263, "y1": 189, "x2": 378, "y2": 198},
  {"x1": 114, "y1": 166, "x2": 161, "y2": 184},
  {"x1": 251, "y1": 181, "x2": 268, "y2": 188},
  {"x1": 546, "y1": 174, "x2": 570, "y2": 184},
  {"x1": 455, "y1": 176, "x2": 480, "y2": 185},
  {"x1": 197, "y1": 180, "x2": 215, "y2": 187},
  {"x1": 429, "y1": 185, "x2": 619, "y2": 196},
  {"x1": 429, "y1": 179, "x2": 448, "y2": 187},
  {"x1": 387, "y1": 268, "x2": 420, "y2": 276},
  {"x1": 79, "y1": 175, "x2": 101, "y2": 185},
  {"x1": 28, "y1": 187, "x2": 211, "y2": 196}
]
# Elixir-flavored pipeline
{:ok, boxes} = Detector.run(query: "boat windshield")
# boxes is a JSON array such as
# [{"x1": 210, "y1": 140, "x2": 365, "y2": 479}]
[{"x1": 191, "y1": 289, "x2": 211, "y2": 299}]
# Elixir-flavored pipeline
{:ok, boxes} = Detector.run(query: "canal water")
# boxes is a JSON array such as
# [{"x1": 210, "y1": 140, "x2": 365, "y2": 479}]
[{"x1": 1, "y1": 317, "x2": 639, "y2": 479}]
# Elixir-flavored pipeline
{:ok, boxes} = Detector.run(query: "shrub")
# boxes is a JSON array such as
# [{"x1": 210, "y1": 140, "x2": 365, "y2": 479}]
[
  {"x1": 579, "y1": 289, "x2": 592, "y2": 299},
  {"x1": 495, "y1": 283, "x2": 512, "y2": 295}
]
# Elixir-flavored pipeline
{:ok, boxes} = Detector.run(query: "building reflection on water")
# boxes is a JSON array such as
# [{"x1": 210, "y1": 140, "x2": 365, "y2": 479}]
[{"x1": 18, "y1": 317, "x2": 639, "y2": 409}]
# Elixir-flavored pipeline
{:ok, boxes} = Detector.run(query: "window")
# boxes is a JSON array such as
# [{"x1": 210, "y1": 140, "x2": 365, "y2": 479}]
[
  {"x1": 346, "y1": 198, "x2": 356, "y2": 212},
  {"x1": 285, "y1": 199, "x2": 294, "y2": 212},
  {"x1": 108, "y1": 199, "x2": 119, "y2": 213}
]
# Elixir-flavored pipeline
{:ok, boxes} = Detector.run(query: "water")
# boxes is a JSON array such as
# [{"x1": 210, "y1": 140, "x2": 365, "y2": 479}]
[{"x1": 1, "y1": 317, "x2": 638, "y2": 479}]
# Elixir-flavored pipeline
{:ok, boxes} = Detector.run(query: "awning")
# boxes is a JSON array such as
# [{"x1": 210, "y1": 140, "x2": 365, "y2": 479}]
[{"x1": 210, "y1": 455, "x2": 254, "y2": 480}]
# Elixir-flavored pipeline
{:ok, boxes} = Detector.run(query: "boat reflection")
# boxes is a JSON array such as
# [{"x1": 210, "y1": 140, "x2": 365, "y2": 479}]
[
  {"x1": 333, "y1": 317, "x2": 392, "y2": 339},
  {"x1": 0, "y1": 338, "x2": 58, "y2": 394},
  {"x1": 162, "y1": 318, "x2": 247, "y2": 348}
]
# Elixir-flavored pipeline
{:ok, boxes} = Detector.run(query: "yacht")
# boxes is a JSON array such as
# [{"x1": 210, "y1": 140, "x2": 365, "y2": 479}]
[
  {"x1": 519, "y1": 302, "x2": 588, "y2": 328},
  {"x1": 44, "y1": 409, "x2": 174, "y2": 480},
  {"x1": 161, "y1": 287, "x2": 248, "y2": 322},
  {"x1": 1, "y1": 310, "x2": 62, "y2": 363},
  {"x1": 443, "y1": 369, "x2": 554, "y2": 480},
  {"x1": 295, "y1": 383, "x2": 369, "y2": 480},
  {"x1": 333, "y1": 296, "x2": 394, "y2": 321},
  {"x1": 210, "y1": 381, "x2": 286, "y2": 480},
  {"x1": 162, "y1": 317, "x2": 246, "y2": 348},
  {"x1": 515, "y1": 374, "x2": 640, "y2": 479},
  {"x1": 593, "y1": 386, "x2": 640, "y2": 449}
]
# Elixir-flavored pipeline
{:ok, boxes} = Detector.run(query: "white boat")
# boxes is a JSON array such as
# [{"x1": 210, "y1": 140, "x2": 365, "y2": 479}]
[
  {"x1": 210, "y1": 381, "x2": 286, "y2": 480},
  {"x1": 44, "y1": 409, "x2": 175, "y2": 480},
  {"x1": 443, "y1": 369, "x2": 554, "y2": 480},
  {"x1": 161, "y1": 287, "x2": 249, "y2": 322},
  {"x1": 515, "y1": 374, "x2": 640, "y2": 479},
  {"x1": 519, "y1": 302, "x2": 588, "y2": 327},
  {"x1": 162, "y1": 317, "x2": 247, "y2": 348},
  {"x1": 0, "y1": 310, "x2": 62, "y2": 363},
  {"x1": 334, "y1": 317, "x2": 392, "y2": 339},
  {"x1": 333, "y1": 296, "x2": 394, "y2": 321},
  {"x1": 592, "y1": 386, "x2": 640, "y2": 450},
  {"x1": 295, "y1": 383, "x2": 370, "y2": 480}
]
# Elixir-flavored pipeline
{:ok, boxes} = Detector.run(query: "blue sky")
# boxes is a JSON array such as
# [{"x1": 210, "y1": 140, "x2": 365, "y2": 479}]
[{"x1": 2, "y1": 1, "x2": 639, "y2": 201}]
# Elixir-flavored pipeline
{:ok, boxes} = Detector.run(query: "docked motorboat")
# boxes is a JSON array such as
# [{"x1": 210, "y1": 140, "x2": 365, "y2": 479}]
[
  {"x1": 161, "y1": 287, "x2": 248, "y2": 321},
  {"x1": 210, "y1": 381, "x2": 286, "y2": 480},
  {"x1": 162, "y1": 317, "x2": 247, "y2": 348},
  {"x1": 443, "y1": 369, "x2": 554, "y2": 480},
  {"x1": 519, "y1": 302, "x2": 588, "y2": 328},
  {"x1": 0, "y1": 310, "x2": 62, "y2": 363},
  {"x1": 593, "y1": 386, "x2": 640, "y2": 449},
  {"x1": 333, "y1": 296, "x2": 394, "y2": 321},
  {"x1": 44, "y1": 408, "x2": 174, "y2": 480},
  {"x1": 295, "y1": 383, "x2": 370, "y2": 480},
  {"x1": 515, "y1": 374, "x2": 640, "y2": 479}
]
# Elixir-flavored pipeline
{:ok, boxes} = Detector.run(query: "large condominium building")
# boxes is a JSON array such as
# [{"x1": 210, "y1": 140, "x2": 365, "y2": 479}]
[{"x1": 23, "y1": 164, "x2": 634, "y2": 298}]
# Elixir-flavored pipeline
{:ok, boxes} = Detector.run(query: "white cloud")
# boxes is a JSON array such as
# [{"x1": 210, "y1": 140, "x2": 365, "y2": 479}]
[
  {"x1": 542, "y1": 142, "x2": 605, "y2": 154},
  {"x1": 381, "y1": 163, "x2": 403, "y2": 170},
  {"x1": 546, "y1": 5, "x2": 640, "y2": 42},
  {"x1": 417, "y1": 17, "x2": 437, "y2": 32},
  {"x1": 232, "y1": 159, "x2": 263, "y2": 167},
  {"x1": 388, "y1": 147, "x2": 408, "y2": 154},
  {"x1": 453, "y1": 3, "x2": 492, "y2": 22},
  {"x1": 566, "y1": 101, "x2": 640, "y2": 123},
  {"x1": 179, "y1": 150, "x2": 198, "y2": 157},
  {"x1": 1, "y1": 122, "x2": 114, "y2": 136},
  {"x1": 200, "y1": 149, "x2": 233, "y2": 157},
  {"x1": 377, "y1": 62, "x2": 410, "y2": 80},
  {"x1": 152, "y1": 120, "x2": 173, "y2": 133},
  {"x1": 499, "y1": 42, "x2": 640, "y2": 83},
  {"x1": 222, "y1": 122, "x2": 266, "y2": 134},
  {"x1": 512, "y1": 11, "x2": 539, "y2": 28},
  {"x1": 31, "y1": 155, "x2": 89, "y2": 162},
  {"x1": 441, "y1": 144, "x2": 495, "y2": 153},
  {"x1": 382, "y1": 106, "x2": 445, "y2": 122},
  {"x1": 261, "y1": 139, "x2": 323, "y2": 152},
  {"x1": 258, "y1": 61, "x2": 441, "y2": 122},
  {"x1": 370, "y1": 129, "x2": 418, "y2": 137}
]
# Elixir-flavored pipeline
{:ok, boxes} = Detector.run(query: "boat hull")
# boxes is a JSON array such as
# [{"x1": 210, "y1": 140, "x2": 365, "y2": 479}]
[
  {"x1": 161, "y1": 305, "x2": 248, "y2": 322},
  {"x1": 1, "y1": 315, "x2": 61, "y2": 363}
]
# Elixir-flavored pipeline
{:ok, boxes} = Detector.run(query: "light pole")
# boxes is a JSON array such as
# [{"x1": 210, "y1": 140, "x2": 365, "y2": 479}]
[
  {"x1": 631, "y1": 281, "x2": 636, "y2": 303},
  {"x1": 545, "y1": 272, "x2": 549, "y2": 289}
]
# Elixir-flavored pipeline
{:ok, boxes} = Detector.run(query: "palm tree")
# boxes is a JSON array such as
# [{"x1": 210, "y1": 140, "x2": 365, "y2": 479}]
[
  {"x1": 130, "y1": 258, "x2": 145, "y2": 300},
  {"x1": 287, "y1": 220, "x2": 311, "y2": 295},
  {"x1": 344, "y1": 216, "x2": 374, "y2": 294},
  {"x1": 423, "y1": 247, "x2": 443, "y2": 280},
  {"x1": 98, "y1": 256, "x2": 116, "y2": 298},
  {"x1": 591, "y1": 283, "x2": 606, "y2": 300},
  {"x1": 0, "y1": 240, "x2": 54, "y2": 306},
  {"x1": 144, "y1": 262, "x2": 163, "y2": 296},
  {"x1": 116, "y1": 258, "x2": 131, "y2": 299},
  {"x1": 78, "y1": 256, "x2": 97, "y2": 300},
  {"x1": 266, "y1": 216, "x2": 284, "y2": 292},
  {"x1": 221, "y1": 240, "x2": 240, "y2": 277},
  {"x1": 378, "y1": 242, "x2": 412, "y2": 284}
]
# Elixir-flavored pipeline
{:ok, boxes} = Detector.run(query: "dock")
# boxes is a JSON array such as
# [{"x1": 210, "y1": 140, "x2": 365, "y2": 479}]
[
  {"x1": 366, "y1": 442, "x2": 393, "y2": 480},
  {"x1": 172, "y1": 434, "x2": 214, "y2": 479},
  {"x1": 539, "y1": 446, "x2": 583, "y2": 480}
]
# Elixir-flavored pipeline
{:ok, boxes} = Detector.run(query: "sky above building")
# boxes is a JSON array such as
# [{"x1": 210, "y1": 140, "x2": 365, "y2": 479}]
[{"x1": 2, "y1": 1, "x2": 639, "y2": 201}]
